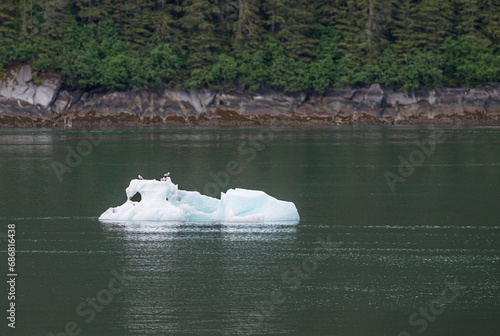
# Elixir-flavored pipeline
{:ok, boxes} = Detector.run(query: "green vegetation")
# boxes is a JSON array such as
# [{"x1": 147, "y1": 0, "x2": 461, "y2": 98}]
[{"x1": 1, "y1": 0, "x2": 500, "y2": 92}]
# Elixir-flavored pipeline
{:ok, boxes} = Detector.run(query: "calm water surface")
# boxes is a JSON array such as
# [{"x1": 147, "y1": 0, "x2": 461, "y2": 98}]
[{"x1": 0, "y1": 126, "x2": 499, "y2": 336}]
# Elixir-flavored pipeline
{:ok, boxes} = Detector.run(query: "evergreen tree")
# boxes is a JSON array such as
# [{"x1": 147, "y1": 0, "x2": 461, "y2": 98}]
[
  {"x1": 75, "y1": 0, "x2": 105, "y2": 23},
  {"x1": 42, "y1": 0, "x2": 74, "y2": 40},
  {"x1": 263, "y1": 0, "x2": 285, "y2": 35},
  {"x1": 333, "y1": 0, "x2": 394, "y2": 63},
  {"x1": 0, "y1": 0, "x2": 18, "y2": 73},
  {"x1": 264, "y1": 0, "x2": 318, "y2": 60},
  {"x1": 0, "y1": 0, "x2": 18, "y2": 45},
  {"x1": 479, "y1": 0, "x2": 500, "y2": 43},
  {"x1": 150, "y1": 0, "x2": 182, "y2": 49},
  {"x1": 416, "y1": 0, "x2": 453, "y2": 50},
  {"x1": 392, "y1": 0, "x2": 417, "y2": 58},
  {"x1": 216, "y1": 0, "x2": 236, "y2": 42},
  {"x1": 393, "y1": 0, "x2": 454, "y2": 61},
  {"x1": 18, "y1": 0, "x2": 44, "y2": 40},
  {"x1": 394, "y1": 0, "x2": 453, "y2": 56},
  {"x1": 111, "y1": 0, "x2": 155, "y2": 47},
  {"x1": 314, "y1": 0, "x2": 339, "y2": 27},
  {"x1": 453, "y1": 0, "x2": 494, "y2": 49},
  {"x1": 232, "y1": 0, "x2": 264, "y2": 53},
  {"x1": 316, "y1": 0, "x2": 392, "y2": 63},
  {"x1": 179, "y1": 0, "x2": 222, "y2": 69},
  {"x1": 455, "y1": 0, "x2": 480, "y2": 37}
]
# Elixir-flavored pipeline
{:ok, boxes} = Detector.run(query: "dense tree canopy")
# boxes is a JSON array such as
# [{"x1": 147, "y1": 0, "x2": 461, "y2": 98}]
[{"x1": 1, "y1": 0, "x2": 500, "y2": 92}]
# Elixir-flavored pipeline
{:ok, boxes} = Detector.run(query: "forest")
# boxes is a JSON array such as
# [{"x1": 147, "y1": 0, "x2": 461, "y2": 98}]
[{"x1": 1, "y1": 0, "x2": 500, "y2": 93}]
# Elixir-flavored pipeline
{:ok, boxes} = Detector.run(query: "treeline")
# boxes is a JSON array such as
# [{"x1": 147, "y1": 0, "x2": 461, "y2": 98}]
[{"x1": 1, "y1": 0, "x2": 500, "y2": 92}]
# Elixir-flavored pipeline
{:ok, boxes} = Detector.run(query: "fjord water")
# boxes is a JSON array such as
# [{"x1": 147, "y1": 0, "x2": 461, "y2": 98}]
[{"x1": 0, "y1": 127, "x2": 499, "y2": 336}]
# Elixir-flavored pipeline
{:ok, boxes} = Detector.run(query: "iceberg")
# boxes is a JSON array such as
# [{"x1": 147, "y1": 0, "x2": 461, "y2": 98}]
[{"x1": 99, "y1": 176, "x2": 300, "y2": 223}]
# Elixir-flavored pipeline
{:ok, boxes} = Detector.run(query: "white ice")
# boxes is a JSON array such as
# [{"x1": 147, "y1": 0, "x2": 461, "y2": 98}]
[{"x1": 99, "y1": 177, "x2": 300, "y2": 223}]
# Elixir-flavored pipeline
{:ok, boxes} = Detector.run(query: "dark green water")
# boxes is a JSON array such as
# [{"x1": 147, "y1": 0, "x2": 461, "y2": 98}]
[{"x1": 0, "y1": 126, "x2": 499, "y2": 336}]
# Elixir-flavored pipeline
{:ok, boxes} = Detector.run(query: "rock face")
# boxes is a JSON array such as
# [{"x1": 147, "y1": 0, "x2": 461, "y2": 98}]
[
  {"x1": 1, "y1": 65, "x2": 500, "y2": 127},
  {"x1": 0, "y1": 65, "x2": 61, "y2": 110}
]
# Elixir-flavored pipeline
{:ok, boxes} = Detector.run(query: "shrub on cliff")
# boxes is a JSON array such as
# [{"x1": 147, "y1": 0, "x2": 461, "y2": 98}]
[
  {"x1": 444, "y1": 37, "x2": 500, "y2": 87},
  {"x1": 57, "y1": 20, "x2": 183, "y2": 90}
]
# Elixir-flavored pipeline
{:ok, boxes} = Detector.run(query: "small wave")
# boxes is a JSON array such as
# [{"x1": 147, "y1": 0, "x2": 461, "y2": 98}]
[
  {"x1": 8, "y1": 216, "x2": 97, "y2": 220},
  {"x1": 310, "y1": 224, "x2": 500, "y2": 230},
  {"x1": 390, "y1": 162, "x2": 500, "y2": 168},
  {"x1": 16, "y1": 250, "x2": 117, "y2": 254}
]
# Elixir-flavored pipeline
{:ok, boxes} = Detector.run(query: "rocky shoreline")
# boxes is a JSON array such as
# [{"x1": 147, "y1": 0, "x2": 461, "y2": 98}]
[{"x1": 1, "y1": 65, "x2": 500, "y2": 128}]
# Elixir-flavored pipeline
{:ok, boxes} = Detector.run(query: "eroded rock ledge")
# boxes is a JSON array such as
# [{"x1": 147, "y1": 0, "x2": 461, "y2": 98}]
[{"x1": 1, "y1": 65, "x2": 499, "y2": 127}]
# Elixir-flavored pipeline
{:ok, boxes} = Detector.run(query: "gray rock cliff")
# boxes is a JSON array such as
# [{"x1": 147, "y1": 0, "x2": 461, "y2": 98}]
[{"x1": 1, "y1": 65, "x2": 499, "y2": 126}]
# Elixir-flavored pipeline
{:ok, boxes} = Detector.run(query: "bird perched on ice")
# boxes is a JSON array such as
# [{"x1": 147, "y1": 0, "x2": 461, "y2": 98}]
[
  {"x1": 138, "y1": 175, "x2": 144, "y2": 180},
  {"x1": 164, "y1": 172, "x2": 170, "y2": 177}
]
